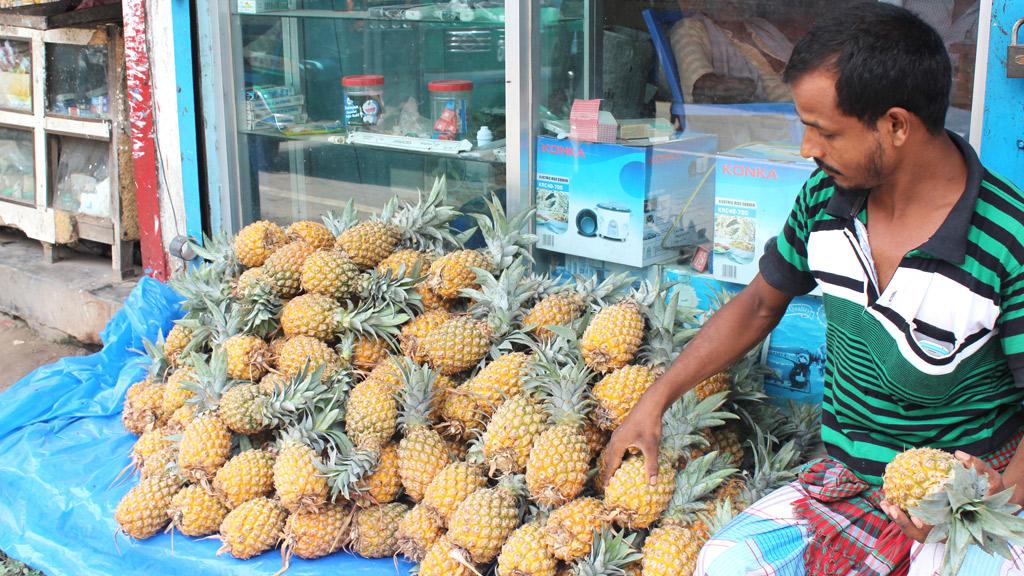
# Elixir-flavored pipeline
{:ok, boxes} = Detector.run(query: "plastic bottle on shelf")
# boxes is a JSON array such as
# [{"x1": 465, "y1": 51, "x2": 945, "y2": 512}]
[{"x1": 476, "y1": 126, "x2": 493, "y2": 148}]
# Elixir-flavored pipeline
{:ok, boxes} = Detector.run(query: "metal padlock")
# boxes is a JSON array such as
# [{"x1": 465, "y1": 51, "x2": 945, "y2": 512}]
[{"x1": 1010, "y1": 18, "x2": 1024, "y2": 78}]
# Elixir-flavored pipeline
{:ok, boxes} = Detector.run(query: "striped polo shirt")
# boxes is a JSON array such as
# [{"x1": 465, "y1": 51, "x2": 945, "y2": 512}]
[{"x1": 761, "y1": 131, "x2": 1024, "y2": 484}]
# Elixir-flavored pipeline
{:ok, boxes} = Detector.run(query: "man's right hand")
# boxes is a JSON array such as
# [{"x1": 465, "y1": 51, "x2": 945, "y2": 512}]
[{"x1": 600, "y1": 392, "x2": 666, "y2": 487}]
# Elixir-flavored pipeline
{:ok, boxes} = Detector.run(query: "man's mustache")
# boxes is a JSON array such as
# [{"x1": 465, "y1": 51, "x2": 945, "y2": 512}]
[{"x1": 814, "y1": 158, "x2": 843, "y2": 176}]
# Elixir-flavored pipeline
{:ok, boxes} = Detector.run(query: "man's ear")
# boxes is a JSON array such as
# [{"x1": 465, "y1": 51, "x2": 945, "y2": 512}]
[{"x1": 880, "y1": 107, "x2": 912, "y2": 147}]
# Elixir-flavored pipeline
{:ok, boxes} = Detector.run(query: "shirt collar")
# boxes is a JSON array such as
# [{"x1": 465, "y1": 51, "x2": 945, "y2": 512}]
[{"x1": 822, "y1": 130, "x2": 982, "y2": 265}]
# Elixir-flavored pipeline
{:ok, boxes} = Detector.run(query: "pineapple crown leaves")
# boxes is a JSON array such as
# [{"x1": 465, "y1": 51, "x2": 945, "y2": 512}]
[
  {"x1": 259, "y1": 363, "x2": 333, "y2": 429},
  {"x1": 395, "y1": 358, "x2": 438, "y2": 431},
  {"x1": 462, "y1": 260, "x2": 533, "y2": 330},
  {"x1": 168, "y1": 262, "x2": 233, "y2": 320},
  {"x1": 278, "y1": 385, "x2": 349, "y2": 454},
  {"x1": 573, "y1": 528, "x2": 644, "y2": 576},
  {"x1": 321, "y1": 199, "x2": 360, "y2": 236},
  {"x1": 661, "y1": 390, "x2": 738, "y2": 461},
  {"x1": 357, "y1": 268, "x2": 424, "y2": 318},
  {"x1": 235, "y1": 282, "x2": 282, "y2": 340},
  {"x1": 318, "y1": 432, "x2": 379, "y2": 501},
  {"x1": 140, "y1": 332, "x2": 172, "y2": 382},
  {"x1": 472, "y1": 194, "x2": 538, "y2": 269},
  {"x1": 182, "y1": 349, "x2": 239, "y2": 413},
  {"x1": 912, "y1": 464, "x2": 1024, "y2": 576},
  {"x1": 390, "y1": 175, "x2": 465, "y2": 252},
  {"x1": 527, "y1": 325, "x2": 584, "y2": 368},
  {"x1": 663, "y1": 451, "x2": 738, "y2": 524},
  {"x1": 203, "y1": 295, "x2": 247, "y2": 349},
  {"x1": 187, "y1": 232, "x2": 241, "y2": 279},
  {"x1": 332, "y1": 301, "x2": 409, "y2": 346},
  {"x1": 639, "y1": 289, "x2": 682, "y2": 373},
  {"x1": 743, "y1": 426, "x2": 802, "y2": 503},
  {"x1": 583, "y1": 272, "x2": 637, "y2": 307},
  {"x1": 526, "y1": 358, "x2": 595, "y2": 425},
  {"x1": 698, "y1": 497, "x2": 739, "y2": 537}
]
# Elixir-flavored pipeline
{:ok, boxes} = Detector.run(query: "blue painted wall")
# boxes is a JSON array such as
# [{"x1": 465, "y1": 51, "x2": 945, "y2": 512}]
[
  {"x1": 172, "y1": 0, "x2": 204, "y2": 243},
  {"x1": 980, "y1": 1, "x2": 1024, "y2": 185}
]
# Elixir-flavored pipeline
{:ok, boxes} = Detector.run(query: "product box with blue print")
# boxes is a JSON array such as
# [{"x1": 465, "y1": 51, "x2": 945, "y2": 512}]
[
  {"x1": 663, "y1": 268, "x2": 826, "y2": 405},
  {"x1": 711, "y1": 143, "x2": 816, "y2": 285},
  {"x1": 534, "y1": 133, "x2": 717, "y2": 268}
]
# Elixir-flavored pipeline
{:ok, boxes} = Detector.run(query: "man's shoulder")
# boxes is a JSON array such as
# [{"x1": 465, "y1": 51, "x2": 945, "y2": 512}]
[{"x1": 977, "y1": 167, "x2": 1024, "y2": 228}]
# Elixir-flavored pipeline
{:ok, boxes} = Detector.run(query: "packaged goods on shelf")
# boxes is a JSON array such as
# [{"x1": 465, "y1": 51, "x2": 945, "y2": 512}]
[
  {"x1": 236, "y1": 0, "x2": 295, "y2": 14},
  {"x1": 535, "y1": 132, "x2": 717, "y2": 267},
  {"x1": 242, "y1": 85, "x2": 308, "y2": 132}
]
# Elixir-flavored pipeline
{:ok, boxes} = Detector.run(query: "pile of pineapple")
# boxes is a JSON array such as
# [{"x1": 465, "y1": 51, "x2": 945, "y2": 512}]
[{"x1": 114, "y1": 178, "x2": 822, "y2": 575}]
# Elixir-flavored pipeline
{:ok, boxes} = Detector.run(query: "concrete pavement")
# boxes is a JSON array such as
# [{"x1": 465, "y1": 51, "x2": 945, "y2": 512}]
[{"x1": 0, "y1": 312, "x2": 91, "y2": 393}]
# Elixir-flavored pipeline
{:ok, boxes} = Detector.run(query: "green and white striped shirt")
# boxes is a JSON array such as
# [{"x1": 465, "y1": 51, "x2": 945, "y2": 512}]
[{"x1": 761, "y1": 132, "x2": 1024, "y2": 484}]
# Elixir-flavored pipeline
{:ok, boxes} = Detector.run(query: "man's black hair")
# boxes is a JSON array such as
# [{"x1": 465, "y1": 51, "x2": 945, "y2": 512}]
[{"x1": 783, "y1": 1, "x2": 952, "y2": 134}]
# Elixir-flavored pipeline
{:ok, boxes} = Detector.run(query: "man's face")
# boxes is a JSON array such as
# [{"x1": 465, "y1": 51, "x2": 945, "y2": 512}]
[{"x1": 791, "y1": 69, "x2": 889, "y2": 190}]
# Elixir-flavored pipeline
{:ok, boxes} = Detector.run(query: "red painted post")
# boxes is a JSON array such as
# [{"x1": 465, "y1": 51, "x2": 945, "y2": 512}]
[{"x1": 123, "y1": 0, "x2": 169, "y2": 281}]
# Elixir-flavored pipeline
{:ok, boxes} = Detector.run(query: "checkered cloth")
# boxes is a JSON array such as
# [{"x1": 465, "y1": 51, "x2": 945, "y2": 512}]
[{"x1": 793, "y1": 430, "x2": 1024, "y2": 576}]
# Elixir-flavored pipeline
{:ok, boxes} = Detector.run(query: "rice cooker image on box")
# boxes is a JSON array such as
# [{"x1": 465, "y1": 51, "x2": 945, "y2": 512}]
[{"x1": 596, "y1": 202, "x2": 631, "y2": 241}]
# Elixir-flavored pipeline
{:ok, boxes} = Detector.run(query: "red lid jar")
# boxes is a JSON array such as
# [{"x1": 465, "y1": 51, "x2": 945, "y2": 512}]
[{"x1": 342, "y1": 75, "x2": 385, "y2": 88}]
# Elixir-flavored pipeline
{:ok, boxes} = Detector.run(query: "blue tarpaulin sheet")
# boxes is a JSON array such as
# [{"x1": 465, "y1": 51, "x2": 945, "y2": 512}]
[{"x1": 0, "y1": 277, "x2": 413, "y2": 576}]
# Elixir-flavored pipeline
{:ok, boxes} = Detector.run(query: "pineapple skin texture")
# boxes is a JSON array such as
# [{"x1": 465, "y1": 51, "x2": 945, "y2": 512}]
[
  {"x1": 351, "y1": 502, "x2": 409, "y2": 558},
  {"x1": 276, "y1": 335, "x2": 340, "y2": 378},
  {"x1": 286, "y1": 220, "x2": 334, "y2": 251},
  {"x1": 695, "y1": 371, "x2": 731, "y2": 401},
  {"x1": 213, "y1": 449, "x2": 275, "y2": 509},
  {"x1": 217, "y1": 497, "x2": 287, "y2": 559},
  {"x1": 274, "y1": 442, "x2": 329, "y2": 513},
  {"x1": 396, "y1": 503, "x2": 444, "y2": 561},
  {"x1": 398, "y1": 426, "x2": 451, "y2": 501},
  {"x1": 483, "y1": 393, "x2": 550, "y2": 476},
  {"x1": 465, "y1": 352, "x2": 531, "y2": 416},
  {"x1": 426, "y1": 249, "x2": 492, "y2": 299},
  {"x1": 440, "y1": 382, "x2": 483, "y2": 440},
  {"x1": 544, "y1": 497, "x2": 608, "y2": 562},
  {"x1": 233, "y1": 266, "x2": 269, "y2": 299},
  {"x1": 234, "y1": 220, "x2": 287, "y2": 268},
  {"x1": 524, "y1": 293, "x2": 585, "y2": 340},
  {"x1": 377, "y1": 249, "x2": 432, "y2": 278},
  {"x1": 448, "y1": 485, "x2": 522, "y2": 564},
  {"x1": 160, "y1": 366, "x2": 196, "y2": 420},
  {"x1": 281, "y1": 293, "x2": 337, "y2": 341},
  {"x1": 301, "y1": 250, "x2": 360, "y2": 300},
  {"x1": 420, "y1": 535, "x2": 478, "y2": 576},
  {"x1": 498, "y1": 521, "x2": 558, "y2": 576},
  {"x1": 345, "y1": 378, "x2": 398, "y2": 451},
  {"x1": 224, "y1": 335, "x2": 272, "y2": 381},
  {"x1": 114, "y1": 472, "x2": 181, "y2": 539},
  {"x1": 423, "y1": 315, "x2": 492, "y2": 375},
  {"x1": 604, "y1": 454, "x2": 675, "y2": 529},
  {"x1": 283, "y1": 502, "x2": 348, "y2": 559},
  {"x1": 421, "y1": 462, "x2": 488, "y2": 523},
  {"x1": 355, "y1": 442, "x2": 403, "y2": 507},
  {"x1": 883, "y1": 447, "x2": 958, "y2": 510},
  {"x1": 400, "y1": 309, "x2": 452, "y2": 363},
  {"x1": 336, "y1": 221, "x2": 400, "y2": 268},
  {"x1": 416, "y1": 281, "x2": 451, "y2": 312},
  {"x1": 642, "y1": 524, "x2": 705, "y2": 576},
  {"x1": 132, "y1": 427, "x2": 172, "y2": 467},
  {"x1": 592, "y1": 365, "x2": 657, "y2": 431},
  {"x1": 352, "y1": 337, "x2": 390, "y2": 372},
  {"x1": 165, "y1": 324, "x2": 192, "y2": 367},
  {"x1": 219, "y1": 383, "x2": 265, "y2": 435},
  {"x1": 264, "y1": 241, "x2": 316, "y2": 298},
  {"x1": 169, "y1": 484, "x2": 229, "y2": 537},
  {"x1": 581, "y1": 300, "x2": 644, "y2": 373},
  {"x1": 177, "y1": 413, "x2": 232, "y2": 484},
  {"x1": 123, "y1": 379, "x2": 165, "y2": 434},
  {"x1": 140, "y1": 445, "x2": 178, "y2": 480},
  {"x1": 526, "y1": 423, "x2": 591, "y2": 507}
]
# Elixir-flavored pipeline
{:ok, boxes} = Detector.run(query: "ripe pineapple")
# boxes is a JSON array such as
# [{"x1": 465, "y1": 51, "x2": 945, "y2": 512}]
[
  {"x1": 464, "y1": 351, "x2": 532, "y2": 417},
  {"x1": 286, "y1": 220, "x2": 334, "y2": 250},
  {"x1": 300, "y1": 249, "x2": 361, "y2": 300},
  {"x1": 281, "y1": 293, "x2": 337, "y2": 341},
  {"x1": 416, "y1": 281, "x2": 451, "y2": 311},
  {"x1": 159, "y1": 364, "x2": 197, "y2": 423},
  {"x1": 498, "y1": 521, "x2": 559, "y2": 576},
  {"x1": 263, "y1": 241, "x2": 317, "y2": 298},
  {"x1": 447, "y1": 474, "x2": 528, "y2": 564},
  {"x1": 396, "y1": 503, "x2": 445, "y2": 561},
  {"x1": 221, "y1": 363, "x2": 336, "y2": 436},
  {"x1": 420, "y1": 461, "x2": 488, "y2": 524},
  {"x1": 695, "y1": 372, "x2": 731, "y2": 402},
  {"x1": 703, "y1": 422, "x2": 745, "y2": 468},
  {"x1": 883, "y1": 447, "x2": 959, "y2": 511},
  {"x1": 337, "y1": 220, "x2": 401, "y2": 268},
  {"x1": 354, "y1": 441, "x2": 402, "y2": 507},
  {"x1": 276, "y1": 335, "x2": 341, "y2": 378},
  {"x1": 572, "y1": 529, "x2": 644, "y2": 576},
  {"x1": 396, "y1": 360, "x2": 452, "y2": 501},
  {"x1": 544, "y1": 497, "x2": 609, "y2": 562},
  {"x1": 130, "y1": 427, "x2": 173, "y2": 471},
  {"x1": 274, "y1": 433, "x2": 330, "y2": 514},
  {"x1": 139, "y1": 445, "x2": 178, "y2": 480},
  {"x1": 234, "y1": 220, "x2": 287, "y2": 268},
  {"x1": 483, "y1": 392, "x2": 550, "y2": 477},
  {"x1": 400, "y1": 308, "x2": 452, "y2": 363},
  {"x1": 523, "y1": 273, "x2": 632, "y2": 340},
  {"x1": 123, "y1": 368, "x2": 167, "y2": 436},
  {"x1": 419, "y1": 535, "x2": 479, "y2": 576},
  {"x1": 223, "y1": 334, "x2": 272, "y2": 381},
  {"x1": 165, "y1": 323, "x2": 193, "y2": 367},
  {"x1": 350, "y1": 502, "x2": 409, "y2": 558},
  {"x1": 526, "y1": 360, "x2": 595, "y2": 507},
  {"x1": 439, "y1": 382, "x2": 485, "y2": 440},
  {"x1": 351, "y1": 336, "x2": 390, "y2": 371},
  {"x1": 212, "y1": 449, "x2": 275, "y2": 509},
  {"x1": 233, "y1": 266, "x2": 270, "y2": 299},
  {"x1": 377, "y1": 248, "x2": 432, "y2": 278},
  {"x1": 216, "y1": 496, "x2": 287, "y2": 559},
  {"x1": 176, "y1": 351, "x2": 234, "y2": 485},
  {"x1": 345, "y1": 377, "x2": 398, "y2": 451},
  {"x1": 168, "y1": 484, "x2": 229, "y2": 537},
  {"x1": 280, "y1": 502, "x2": 348, "y2": 566},
  {"x1": 422, "y1": 314, "x2": 493, "y2": 375},
  {"x1": 580, "y1": 299, "x2": 645, "y2": 374},
  {"x1": 641, "y1": 452, "x2": 737, "y2": 576},
  {"x1": 114, "y1": 471, "x2": 183, "y2": 540}
]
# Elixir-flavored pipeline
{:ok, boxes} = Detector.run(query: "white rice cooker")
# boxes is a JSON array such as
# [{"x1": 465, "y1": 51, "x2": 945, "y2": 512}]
[{"x1": 596, "y1": 202, "x2": 631, "y2": 241}]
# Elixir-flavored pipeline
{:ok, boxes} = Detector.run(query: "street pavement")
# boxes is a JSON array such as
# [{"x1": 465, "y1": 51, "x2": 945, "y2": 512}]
[{"x1": 0, "y1": 312, "x2": 90, "y2": 393}]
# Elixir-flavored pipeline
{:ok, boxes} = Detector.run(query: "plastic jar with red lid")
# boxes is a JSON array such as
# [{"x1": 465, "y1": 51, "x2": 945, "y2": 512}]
[
  {"x1": 428, "y1": 80, "x2": 472, "y2": 140},
  {"x1": 342, "y1": 74, "x2": 384, "y2": 128}
]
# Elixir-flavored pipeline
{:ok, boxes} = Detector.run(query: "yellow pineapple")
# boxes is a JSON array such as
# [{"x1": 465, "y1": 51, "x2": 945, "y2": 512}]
[
  {"x1": 883, "y1": 447, "x2": 959, "y2": 510},
  {"x1": 258, "y1": 371, "x2": 287, "y2": 394},
  {"x1": 216, "y1": 496, "x2": 287, "y2": 559},
  {"x1": 420, "y1": 535, "x2": 479, "y2": 576},
  {"x1": 114, "y1": 471, "x2": 182, "y2": 540},
  {"x1": 213, "y1": 449, "x2": 275, "y2": 509},
  {"x1": 168, "y1": 484, "x2": 229, "y2": 537},
  {"x1": 447, "y1": 474, "x2": 528, "y2": 564},
  {"x1": 233, "y1": 266, "x2": 270, "y2": 299},
  {"x1": 131, "y1": 427, "x2": 173, "y2": 471},
  {"x1": 464, "y1": 351, "x2": 531, "y2": 417},
  {"x1": 159, "y1": 364, "x2": 196, "y2": 422},
  {"x1": 351, "y1": 336, "x2": 391, "y2": 372},
  {"x1": 422, "y1": 314, "x2": 492, "y2": 375},
  {"x1": 300, "y1": 249, "x2": 361, "y2": 300},
  {"x1": 695, "y1": 372, "x2": 732, "y2": 401},
  {"x1": 165, "y1": 324, "x2": 192, "y2": 367},
  {"x1": 396, "y1": 503, "x2": 445, "y2": 561},
  {"x1": 281, "y1": 293, "x2": 337, "y2": 341},
  {"x1": 276, "y1": 335, "x2": 341, "y2": 378},
  {"x1": 439, "y1": 382, "x2": 484, "y2": 440},
  {"x1": 425, "y1": 249, "x2": 493, "y2": 298},
  {"x1": 591, "y1": 365, "x2": 657, "y2": 432},
  {"x1": 224, "y1": 334, "x2": 272, "y2": 381},
  {"x1": 523, "y1": 273, "x2": 632, "y2": 340},
  {"x1": 421, "y1": 461, "x2": 488, "y2": 524},
  {"x1": 704, "y1": 422, "x2": 745, "y2": 468},
  {"x1": 287, "y1": 220, "x2": 334, "y2": 250},
  {"x1": 123, "y1": 378, "x2": 166, "y2": 435},
  {"x1": 396, "y1": 360, "x2": 452, "y2": 501},
  {"x1": 581, "y1": 300, "x2": 645, "y2": 374},
  {"x1": 165, "y1": 404, "x2": 196, "y2": 433},
  {"x1": 497, "y1": 521, "x2": 558, "y2": 576},
  {"x1": 354, "y1": 442, "x2": 402, "y2": 507},
  {"x1": 279, "y1": 502, "x2": 348, "y2": 572},
  {"x1": 544, "y1": 497, "x2": 609, "y2": 562},
  {"x1": 350, "y1": 502, "x2": 409, "y2": 558},
  {"x1": 345, "y1": 377, "x2": 398, "y2": 451},
  {"x1": 400, "y1": 308, "x2": 452, "y2": 362},
  {"x1": 139, "y1": 445, "x2": 178, "y2": 480},
  {"x1": 234, "y1": 220, "x2": 287, "y2": 268},
  {"x1": 264, "y1": 241, "x2": 316, "y2": 298},
  {"x1": 377, "y1": 248, "x2": 432, "y2": 278},
  {"x1": 337, "y1": 220, "x2": 401, "y2": 268},
  {"x1": 482, "y1": 392, "x2": 550, "y2": 477},
  {"x1": 416, "y1": 281, "x2": 451, "y2": 311},
  {"x1": 274, "y1": 438, "x2": 329, "y2": 513},
  {"x1": 175, "y1": 352, "x2": 234, "y2": 486}
]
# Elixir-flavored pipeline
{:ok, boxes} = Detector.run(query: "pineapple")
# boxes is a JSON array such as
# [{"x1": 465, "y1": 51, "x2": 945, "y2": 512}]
[
  {"x1": 123, "y1": 339, "x2": 169, "y2": 434},
  {"x1": 281, "y1": 293, "x2": 337, "y2": 341},
  {"x1": 464, "y1": 351, "x2": 532, "y2": 417},
  {"x1": 482, "y1": 391, "x2": 550, "y2": 476},
  {"x1": 396, "y1": 360, "x2": 452, "y2": 501},
  {"x1": 416, "y1": 281, "x2": 452, "y2": 311},
  {"x1": 276, "y1": 335, "x2": 341, "y2": 378},
  {"x1": 159, "y1": 364, "x2": 197, "y2": 423},
  {"x1": 439, "y1": 382, "x2": 485, "y2": 440},
  {"x1": 425, "y1": 193, "x2": 535, "y2": 299},
  {"x1": 641, "y1": 452, "x2": 737, "y2": 576},
  {"x1": 263, "y1": 241, "x2": 317, "y2": 298},
  {"x1": 354, "y1": 441, "x2": 402, "y2": 507},
  {"x1": 300, "y1": 249, "x2": 361, "y2": 300},
  {"x1": 350, "y1": 502, "x2": 409, "y2": 558},
  {"x1": 176, "y1": 351, "x2": 235, "y2": 485},
  {"x1": 233, "y1": 266, "x2": 270, "y2": 299},
  {"x1": 280, "y1": 502, "x2": 348, "y2": 567},
  {"x1": 130, "y1": 427, "x2": 174, "y2": 471},
  {"x1": 140, "y1": 445, "x2": 178, "y2": 480},
  {"x1": 422, "y1": 314, "x2": 493, "y2": 375},
  {"x1": 498, "y1": 521, "x2": 559, "y2": 576},
  {"x1": 702, "y1": 422, "x2": 745, "y2": 468},
  {"x1": 580, "y1": 299, "x2": 645, "y2": 374},
  {"x1": 223, "y1": 334, "x2": 272, "y2": 381},
  {"x1": 337, "y1": 220, "x2": 401, "y2": 268},
  {"x1": 400, "y1": 308, "x2": 452, "y2": 363},
  {"x1": 694, "y1": 372, "x2": 731, "y2": 402},
  {"x1": 282, "y1": 295, "x2": 410, "y2": 352},
  {"x1": 447, "y1": 474, "x2": 528, "y2": 564},
  {"x1": 420, "y1": 535, "x2": 479, "y2": 576},
  {"x1": 213, "y1": 449, "x2": 275, "y2": 509},
  {"x1": 345, "y1": 377, "x2": 398, "y2": 451},
  {"x1": 114, "y1": 471, "x2": 183, "y2": 540},
  {"x1": 220, "y1": 363, "x2": 336, "y2": 436},
  {"x1": 273, "y1": 398, "x2": 352, "y2": 514},
  {"x1": 544, "y1": 497, "x2": 609, "y2": 562},
  {"x1": 883, "y1": 448, "x2": 959, "y2": 511},
  {"x1": 420, "y1": 461, "x2": 488, "y2": 524},
  {"x1": 523, "y1": 273, "x2": 632, "y2": 340},
  {"x1": 571, "y1": 528, "x2": 644, "y2": 576},
  {"x1": 216, "y1": 496, "x2": 287, "y2": 559},
  {"x1": 234, "y1": 220, "x2": 287, "y2": 268},
  {"x1": 351, "y1": 336, "x2": 390, "y2": 372},
  {"x1": 286, "y1": 220, "x2": 334, "y2": 250},
  {"x1": 377, "y1": 248, "x2": 432, "y2": 278},
  {"x1": 526, "y1": 360, "x2": 595, "y2": 507},
  {"x1": 168, "y1": 484, "x2": 229, "y2": 537},
  {"x1": 396, "y1": 503, "x2": 445, "y2": 561},
  {"x1": 165, "y1": 323, "x2": 192, "y2": 367}
]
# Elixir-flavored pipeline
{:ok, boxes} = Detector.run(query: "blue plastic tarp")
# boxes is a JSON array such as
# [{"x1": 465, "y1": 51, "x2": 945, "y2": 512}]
[{"x1": 0, "y1": 277, "x2": 414, "y2": 576}]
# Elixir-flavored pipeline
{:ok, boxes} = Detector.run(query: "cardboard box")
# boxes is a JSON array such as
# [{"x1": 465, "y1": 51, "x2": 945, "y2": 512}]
[
  {"x1": 535, "y1": 133, "x2": 717, "y2": 268},
  {"x1": 711, "y1": 143, "x2": 816, "y2": 285},
  {"x1": 237, "y1": 0, "x2": 294, "y2": 14}
]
